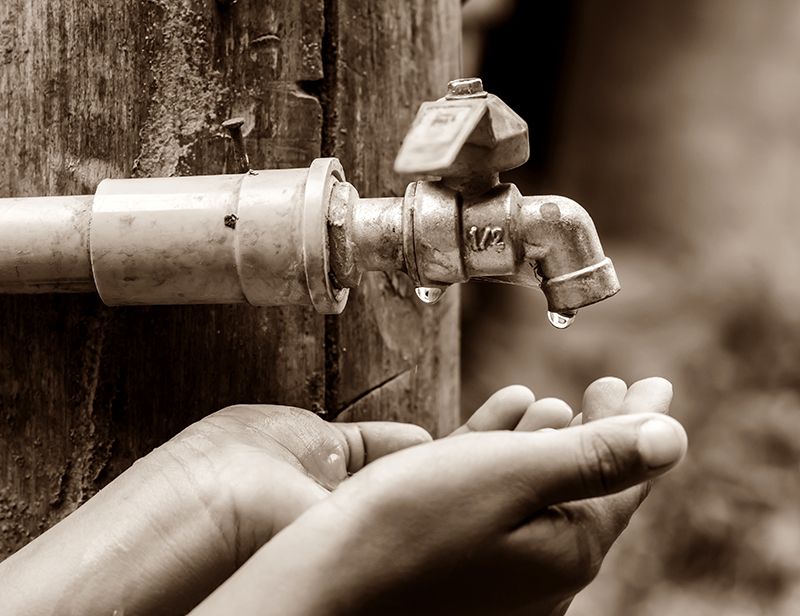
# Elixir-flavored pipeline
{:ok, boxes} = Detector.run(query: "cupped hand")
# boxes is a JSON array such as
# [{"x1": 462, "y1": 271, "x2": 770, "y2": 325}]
[
  {"x1": 153, "y1": 404, "x2": 433, "y2": 561},
  {"x1": 0, "y1": 405, "x2": 430, "y2": 616},
  {"x1": 193, "y1": 378, "x2": 687, "y2": 616}
]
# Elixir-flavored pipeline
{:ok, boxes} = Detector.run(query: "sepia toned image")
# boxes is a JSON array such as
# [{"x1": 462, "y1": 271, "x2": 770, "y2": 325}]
[{"x1": 0, "y1": 1, "x2": 797, "y2": 614}]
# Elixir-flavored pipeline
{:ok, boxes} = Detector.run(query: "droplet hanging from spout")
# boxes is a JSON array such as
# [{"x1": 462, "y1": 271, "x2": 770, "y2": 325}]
[
  {"x1": 547, "y1": 310, "x2": 576, "y2": 329},
  {"x1": 415, "y1": 286, "x2": 445, "y2": 304}
]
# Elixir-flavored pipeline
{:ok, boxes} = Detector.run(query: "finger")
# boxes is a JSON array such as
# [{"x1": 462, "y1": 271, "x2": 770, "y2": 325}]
[
  {"x1": 596, "y1": 377, "x2": 674, "y2": 515},
  {"x1": 620, "y1": 377, "x2": 673, "y2": 415},
  {"x1": 569, "y1": 412, "x2": 582, "y2": 427},
  {"x1": 496, "y1": 414, "x2": 687, "y2": 511},
  {"x1": 336, "y1": 422, "x2": 432, "y2": 473},
  {"x1": 581, "y1": 377, "x2": 627, "y2": 422},
  {"x1": 515, "y1": 398, "x2": 573, "y2": 432},
  {"x1": 450, "y1": 385, "x2": 535, "y2": 435}
]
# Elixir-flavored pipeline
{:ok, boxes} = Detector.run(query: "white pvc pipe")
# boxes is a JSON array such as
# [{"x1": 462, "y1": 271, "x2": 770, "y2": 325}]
[
  {"x1": 0, "y1": 160, "x2": 349, "y2": 314},
  {"x1": 0, "y1": 195, "x2": 94, "y2": 292}
]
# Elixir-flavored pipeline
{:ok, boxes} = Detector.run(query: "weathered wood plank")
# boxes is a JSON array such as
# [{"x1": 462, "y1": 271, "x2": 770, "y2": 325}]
[{"x1": 326, "y1": 0, "x2": 462, "y2": 436}]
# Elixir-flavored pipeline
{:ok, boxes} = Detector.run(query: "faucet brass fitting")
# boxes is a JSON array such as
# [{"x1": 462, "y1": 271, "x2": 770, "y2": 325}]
[
  {"x1": 330, "y1": 184, "x2": 619, "y2": 313},
  {"x1": 0, "y1": 79, "x2": 619, "y2": 326}
]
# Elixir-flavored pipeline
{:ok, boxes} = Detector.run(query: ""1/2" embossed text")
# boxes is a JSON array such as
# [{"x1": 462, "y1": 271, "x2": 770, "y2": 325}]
[{"x1": 468, "y1": 225, "x2": 505, "y2": 251}]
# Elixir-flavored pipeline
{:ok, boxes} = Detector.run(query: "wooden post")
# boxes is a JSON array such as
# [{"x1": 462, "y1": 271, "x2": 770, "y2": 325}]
[{"x1": 0, "y1": 0, "x2": 461, "y2": 557}]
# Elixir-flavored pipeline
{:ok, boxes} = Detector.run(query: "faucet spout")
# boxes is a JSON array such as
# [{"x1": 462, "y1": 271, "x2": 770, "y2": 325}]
[{"x1": 519, "y1": 195, "x2": 620, "y2": 312}]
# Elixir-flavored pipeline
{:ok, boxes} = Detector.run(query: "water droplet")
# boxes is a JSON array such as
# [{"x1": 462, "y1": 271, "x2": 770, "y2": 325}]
[
  {"x1": 415, "y1": 286, "x2": 445, "y2": 304},
  {"x1": 547, "y1": 310, "x2": 576, "y2": 329}
]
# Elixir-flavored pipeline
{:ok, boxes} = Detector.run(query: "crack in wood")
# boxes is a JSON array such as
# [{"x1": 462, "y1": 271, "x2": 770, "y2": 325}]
[{"x1": 335, "y1": 367, "x2": 414, "y2": 417}]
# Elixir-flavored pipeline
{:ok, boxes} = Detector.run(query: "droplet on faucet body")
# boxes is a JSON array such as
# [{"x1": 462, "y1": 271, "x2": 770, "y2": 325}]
[
  {"x1": 547, "y1": 310, "x2": 576, "y2": 329},
  {"x1": 415, "y1": 286, "x2": 445, "y2": 304}
]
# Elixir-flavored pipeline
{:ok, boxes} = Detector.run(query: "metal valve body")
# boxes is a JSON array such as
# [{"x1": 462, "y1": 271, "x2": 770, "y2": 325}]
[
  {"x1": 330, "y1": 181, "x2": 619, "y2": 315},
  {"x1": 0, "y1": 79, "x2": 620, "y2": 324}
]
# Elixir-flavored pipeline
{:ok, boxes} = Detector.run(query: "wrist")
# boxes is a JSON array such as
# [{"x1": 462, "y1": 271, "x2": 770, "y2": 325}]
[
  {"x1": 193, "y1": 500, "x2": 368, "y2": 616},
  {"x1": 0, "y1": 443, "x2": 238, "y2": 616}
]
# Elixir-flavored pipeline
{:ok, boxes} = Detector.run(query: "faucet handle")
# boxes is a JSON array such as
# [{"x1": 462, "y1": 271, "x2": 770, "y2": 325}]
[{"x1": 394, "y1": 78, "x2": 529, "y2": 188}]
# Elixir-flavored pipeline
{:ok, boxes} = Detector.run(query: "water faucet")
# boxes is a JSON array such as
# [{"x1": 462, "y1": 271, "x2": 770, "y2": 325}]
[
  {"x1": 0, "y1": 79, "x2": 619, "y2": 328},
  {"x1": 329, "y1": 78, "x2": 619, "y2": 326}
]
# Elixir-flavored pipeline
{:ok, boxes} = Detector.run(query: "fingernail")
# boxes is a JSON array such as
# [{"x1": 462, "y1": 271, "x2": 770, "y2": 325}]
[{"x1": 637, "y1": 418, "x2": 684, "y2": 468}]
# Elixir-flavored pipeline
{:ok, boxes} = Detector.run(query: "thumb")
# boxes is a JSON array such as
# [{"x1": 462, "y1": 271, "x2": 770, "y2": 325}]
[
  {"x1": 517, "y1": 413, "x2": 688, "y2": 508},
  {"x1": 335, "y1": 422, "x2": 432, "y2": 473}
]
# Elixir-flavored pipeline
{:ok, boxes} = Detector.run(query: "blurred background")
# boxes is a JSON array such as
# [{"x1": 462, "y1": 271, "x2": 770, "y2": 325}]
[{"x1": 461, "y1": 1, "x2": 800, "y2": 614}]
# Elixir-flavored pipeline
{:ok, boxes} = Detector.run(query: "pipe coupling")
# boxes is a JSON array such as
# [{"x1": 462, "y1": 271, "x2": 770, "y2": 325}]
[{"x1": 89, "y1": 159, "x2": 349, "y2": 313}]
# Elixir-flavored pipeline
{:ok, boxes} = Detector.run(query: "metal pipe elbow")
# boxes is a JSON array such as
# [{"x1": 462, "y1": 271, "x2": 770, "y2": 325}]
[{"x1": 520, "y1": 195, "x2": 620, "y2": 312}]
